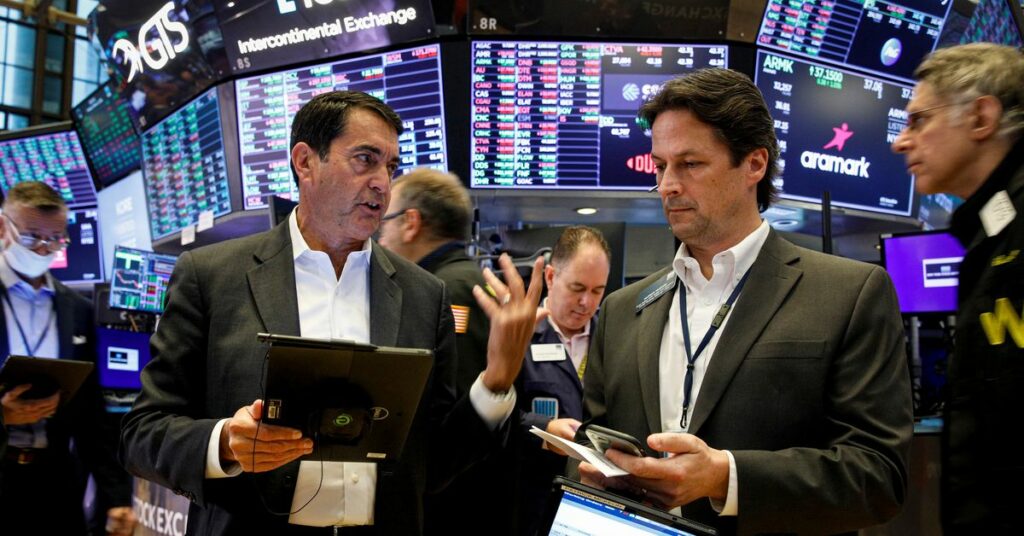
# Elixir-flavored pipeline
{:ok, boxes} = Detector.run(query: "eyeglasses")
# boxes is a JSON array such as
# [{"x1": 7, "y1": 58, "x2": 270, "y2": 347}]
[
  {"x1": 3, "y1": 214, "x2": 69, "y2": 252},
  {"x1": 905, "y1": 100, "x2": 973, "y2": 133},
  {"x1": 380, "y1": 208, "x2": 409, "y2": 222}
]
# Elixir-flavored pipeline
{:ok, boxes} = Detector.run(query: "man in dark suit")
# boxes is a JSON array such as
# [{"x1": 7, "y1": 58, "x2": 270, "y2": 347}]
[
  {"x1": 891, "y1": 43, "x2": 1024, "y2": 534},
  {"x1": 517, "y1": 225, "x2": 610, "y2": 536},
  {"x1": 0, "y1": 181, "x2": 134, "y2": 535},
  {"x1": 576, "y1": 69, "x2": 912, "y2": 535},
  {"x1": 376, "y1": 167, "x2": 512, "y2": 536},
  {"x1": 120, "y1": 91, "x2": 543, "y2": 535}
]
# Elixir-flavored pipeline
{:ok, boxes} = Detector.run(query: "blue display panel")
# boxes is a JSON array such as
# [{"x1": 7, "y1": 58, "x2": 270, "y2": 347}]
[
  {"x1": 95, "y1": 327, "x2": 153, "y2": 390},
  {"x1": 0, "y1": 128, "x2": 98, "y2": 209},
  {"x1": 108, "y1": 245, "x2": 178, "y2": 314},
  {"x1": 72, "y1": 82, "x2": 142, "y2": 187},
  {"x1": 469, "y1": 41, "x2": 728, "y2": 190},
  {"x1": 49, "y1": 207, "x2": 104, "y2": 285},
  {"x1": 755, "y1": 51, "x2": 915, "y2": 216},
  {"x1": 235, "y1": 43, "x2": 447, "y2": 210},
  {"x1": 756, "y1": 0, "x2": 953, "y2": 83},
  {"x1": 142, "y1": 87, "x2": 232, "y2": 239},
  {"x1": 882, "y1": 231, "x2": 965, "y2": 314}
]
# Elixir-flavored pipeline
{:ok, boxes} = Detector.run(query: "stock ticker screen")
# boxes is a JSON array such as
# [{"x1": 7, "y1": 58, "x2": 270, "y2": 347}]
[
  {"x1": 0, "y1": 129, "x2": 98, "y2": 208},
  {"x1": 756, "y1": 0, "x2": 952, "y2": 83},
  {"x1": 469, "y1": 41, "x2": 728, "y2": 190},
  {"x1": 142, "y1": 88, "x2": 232, "y2": 239},
  {"x1": 72, "y1": 83, "x2": 142, "y2": 186},
  {"x1": 755, "y1": 51, "x2": 915, "y2": 216},
  {"x1": 108, "y1": 245, "x2": 178, "y2": 313},
  {"x1": 235, "y1": 44, "x2": 447, "y2": 210}
]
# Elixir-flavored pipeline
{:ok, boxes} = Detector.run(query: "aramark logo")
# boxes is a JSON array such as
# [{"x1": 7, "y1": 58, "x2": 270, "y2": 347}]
[
  {"x1": 626, "y1": 153, "x2": 657, "y2": 174},
  {"x1": 111, "y1": 2, "x2": 189, "y2": 83},
  {"x1": 799, "y1": 123, "x2": 871, "y2": 178}
]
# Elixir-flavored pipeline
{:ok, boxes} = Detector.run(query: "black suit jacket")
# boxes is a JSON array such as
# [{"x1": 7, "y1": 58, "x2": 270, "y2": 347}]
[
  {"x1": 121, "y1": 221, "x2": 500, "y2": 535},
  {"x1": 0, "y1": 280, "x2": 130, "y2": 508},
  {"x1": 582, "y1": 230, "x2": 912, "y2": 536}
]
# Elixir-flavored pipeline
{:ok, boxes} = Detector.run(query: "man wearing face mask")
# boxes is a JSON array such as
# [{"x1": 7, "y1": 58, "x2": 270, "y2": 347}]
[{"x1": 0, "y1": 181, "x2": 135, "y2": 536}]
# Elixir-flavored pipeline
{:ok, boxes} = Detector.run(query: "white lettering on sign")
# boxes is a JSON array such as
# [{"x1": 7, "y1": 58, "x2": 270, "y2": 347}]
[{"x1": 111, "y1": 2, "x2": 189, "y2": 83}]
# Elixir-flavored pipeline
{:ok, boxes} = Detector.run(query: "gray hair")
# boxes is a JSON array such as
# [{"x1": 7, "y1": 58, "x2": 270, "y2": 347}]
[{"x1": 915, "y1": 43, "x2": 1024, "y2": 141}]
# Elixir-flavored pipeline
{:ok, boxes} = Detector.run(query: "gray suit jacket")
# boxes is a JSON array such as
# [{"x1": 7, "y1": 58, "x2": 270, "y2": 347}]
[
  {"x1": 582, "y1": 230, "x2": 912, "y2": 536},
  {"x1": 120, "y1": 221, "x2": 498, "y2": 535}
]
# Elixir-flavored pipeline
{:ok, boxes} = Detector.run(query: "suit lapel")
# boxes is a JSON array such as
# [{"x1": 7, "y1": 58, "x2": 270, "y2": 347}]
[
  {"x1": 636, "y1": 269, "x2": 675, "y2": 436},
  {"x1": 247, "y1": 223, "x2": 300, "y2": 336},
  {"x1": 687, "y1": 232, "x2": 802, "y2": 435},
  {"x1": 539, "y1": 322, "x2": 583, "y2": 394},
  {"x1": 369, "y1": 242, "x2": 402, "y2": 347}
]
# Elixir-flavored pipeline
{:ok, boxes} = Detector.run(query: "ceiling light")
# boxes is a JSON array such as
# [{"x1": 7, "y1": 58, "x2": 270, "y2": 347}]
[{"x1": 575, "y1": 207, "x2": 598, "y2": 215}]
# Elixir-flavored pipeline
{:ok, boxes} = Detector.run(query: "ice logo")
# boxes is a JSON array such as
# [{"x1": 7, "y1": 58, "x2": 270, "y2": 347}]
[
  {"x1": 881, "y1": 38, "x2": 902, "y2": 67},
  {"x1": 622, "y1": 83, "x2": 640, "y2": 102}
]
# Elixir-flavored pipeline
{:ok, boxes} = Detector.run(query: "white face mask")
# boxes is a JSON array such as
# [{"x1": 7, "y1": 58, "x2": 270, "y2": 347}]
[{"x1": 3, "y1": 240, "x2": 55, "y2": 278}]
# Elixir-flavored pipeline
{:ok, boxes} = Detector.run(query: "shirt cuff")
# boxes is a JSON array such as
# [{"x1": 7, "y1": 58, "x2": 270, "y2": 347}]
[
  {"x1": 205, "y1": 418, "x2": 243, "y2": 479},
  {"x1": 709, "y1": 450, "x2": 738, "y2": 516},
  {"x1": 468, "y1": 374, "x2": 516, "y2": 431}
]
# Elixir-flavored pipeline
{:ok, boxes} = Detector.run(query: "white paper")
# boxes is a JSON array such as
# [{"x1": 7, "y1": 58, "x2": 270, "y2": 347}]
[
  {"x1": 181, "y1": 224, "x2": 196, "y2": 245},
  {"x1": 531, "y1": 343, "x2": 566, "y2": 362},
  {"x1": 981, "y1": 190, "x2": 1016, "y2": 237},
  {"x1": 197, "y1": 210, "x2": 215, "y2": 232},
  {"x1": 530, "y1": 426, "x2": 628, "y2": 477}
]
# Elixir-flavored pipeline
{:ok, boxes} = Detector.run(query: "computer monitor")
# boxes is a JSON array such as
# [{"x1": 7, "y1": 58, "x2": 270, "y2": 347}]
[
  {"x1": 958, "y1": 0, "x2": 1024, "y2": 47},
  {"x1": 881, "y1": 230, "x2": 965, "y2": 314},
  {"x1": 71, "y1": 82, "x2": 142, "y2": 187},
  {"x1": 95, "y1": 326, "x2": 152, "y2": 390},
  {"x1": 213, "y1": 0, "x2": 436, "y2": 75},
  {"x1": 0, "y1": 123, "x2": 98, "y2": 209},
  {"x1": 141, "y1": 86, "x2": 233, "y2": 240},
  {"x1": 234, "y1": 42, "x2": 449, "y2": 210},
  {"x1": 754, "y1": 50, "x2": 916, "y2": 217},
  {"x1": 108, "y1": 245, "x2": 178, "y2": 314},
  {"x1": 469, "y1": 41, "x2": 729, "y2": 191},
  {"x1": 96, "y1": 170, "x2": 153, "y2": 279},
  {"x1": 49, "y1": 207, "x2": 104, "y2": 286},
  {"x1": 755, "y1": 0, "x2": 954, "y2": 83}
]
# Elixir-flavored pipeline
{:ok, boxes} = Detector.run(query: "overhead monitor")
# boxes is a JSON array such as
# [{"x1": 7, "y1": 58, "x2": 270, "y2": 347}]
[
  {"x1": 755, "y1": 0, "x2": 953, "y2": 83},
  {"x1": 213, "y1": 0, "x2": 436, "y2": 75},
  {"x1": 95, "y1": 326, "x2": 153, "y2": 390},
  {"x1": 108, "y1": 245, "x2": 178, "y2": 314},
  {"x1": 0, "y1": 124, "x2": 98, "y2": 209},
  {"x1": 97, "y1": 170, "x2": 153, "y2": 277},
  {"x1": 469, "y1": 41, "x2": 729, "y2": 191},
  {"x1": 142, "y1": 86, "x2": 232, "y2": 239},
  {"x1": 754, "y1": 51, "x2": 916, "y2": 217},
  {"x1": 958, "y1": 0, "x2": 1024, "y2": 47},
  {"x1": 235, "y1": 43, "x2": 447, "y2": 210},
  {"x1": 881, "y1": 230, "x2": 964, "y2": 314},
  {"x1": 50, "y1": 207, "x2": 104, "y2": 286},
  {"x1": 71, "y1": 82, "x2": 142, "y2": 187},
  {"x1": 90, "y1": 0, "x2": 229, "y2": 129}
]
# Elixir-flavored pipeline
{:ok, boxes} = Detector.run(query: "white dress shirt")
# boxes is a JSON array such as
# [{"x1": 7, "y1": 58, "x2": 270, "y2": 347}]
[
  {"x1": 0, "y1": 254, "x2": 59, "y2": 449},
  {"x1": 543, "y1": 298, "x2": 590, "y2": 382},
  {"x1": 205, "y1": 209, "x2": 515, "y2": 527},
  {"x1": 658, "y1": 220, "x2": 770, "y2": 516}
]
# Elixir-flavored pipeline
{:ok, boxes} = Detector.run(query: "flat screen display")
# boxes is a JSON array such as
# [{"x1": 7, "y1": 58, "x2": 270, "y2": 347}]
[
  {"x1": 108, "y1": 245, "x2": 178, "y2": 314},
  {"x1": 90, "y1": 0, "x2": 228, "y2": 129},
  {"x1": 469, "y1": 41, "x2": 728, "y2": 190},
  {"x1": 142, "y1": 87, "x2": 232, "y2": 239},
  {"x1": 95, "y1": 326, "x2": 152, "y2": 390},
  {"x1": 756, "y1": 0, "x2": 953, "y2": 83},
  {"x1": 214, "y1": 0, "x2": 435, "y2": 74},
  {"x1": 754, "y1": 51, "x2": 916, "y2": 216},
  {"x1": 71, "y1": 82, "x2": 142, "y2": 187},
  {"x1": 959, "y1": 0, "x2": 1024, "y2": 47},
  {"x1": 49, "y1": 207, "x2": 104, "y2": 285},
  {"x1": 0, "y1": 128, "x2": 98, "y2": 209},
  {"x1": 97, "y1": 170, "x2": 153, "y2": 277},
  {"x1": 882, "y1": 231, "x2": 964, "y2": 314},
  {"x1": 235, "y1": 43, "x2": 447, "y2": 210}
]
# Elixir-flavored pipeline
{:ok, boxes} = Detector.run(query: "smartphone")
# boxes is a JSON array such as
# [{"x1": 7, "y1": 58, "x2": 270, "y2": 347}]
[{"x1": 585, "y1": 424, "x2": 645, "y2": 457}]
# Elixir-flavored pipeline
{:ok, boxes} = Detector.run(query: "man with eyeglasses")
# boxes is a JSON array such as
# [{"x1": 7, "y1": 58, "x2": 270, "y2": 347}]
[
  {"x1": 0, "y1": 181, "x2": 135, "y2": 535},
  {"x1": 892, "y1": 43, "x2": 1024, "y2": 534}
]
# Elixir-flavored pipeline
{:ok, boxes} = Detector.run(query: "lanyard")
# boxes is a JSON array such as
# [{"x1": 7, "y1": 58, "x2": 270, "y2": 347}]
[
  {"x1": 0, "y1": 285, "x2": 56, "y2": 357},
  {"x1": 678, "y1": 269, "x2": 751, "y2": 430}
]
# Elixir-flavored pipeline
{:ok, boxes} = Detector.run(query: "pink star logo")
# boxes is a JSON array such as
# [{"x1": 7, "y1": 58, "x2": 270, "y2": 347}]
[{"x1": 823, "y1": 123, "x2": 854, "y2": 151}]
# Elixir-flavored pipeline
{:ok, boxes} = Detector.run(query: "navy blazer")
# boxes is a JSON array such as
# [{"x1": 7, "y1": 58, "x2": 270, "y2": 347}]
[{"x1": 516, "y1": 317, "x2": 592, "y2": 443}]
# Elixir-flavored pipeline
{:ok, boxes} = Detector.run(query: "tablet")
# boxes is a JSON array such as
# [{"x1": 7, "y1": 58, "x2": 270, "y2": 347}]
[
  {"x1": 257, "y1": 333, "x2": 432, "y2": 463},
  {"x1": 538, "y1": 477, "x2": 717, "y2": 536},
  {"x1": 0, "y1": 355, "x2": 94, "y2": 405}
]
